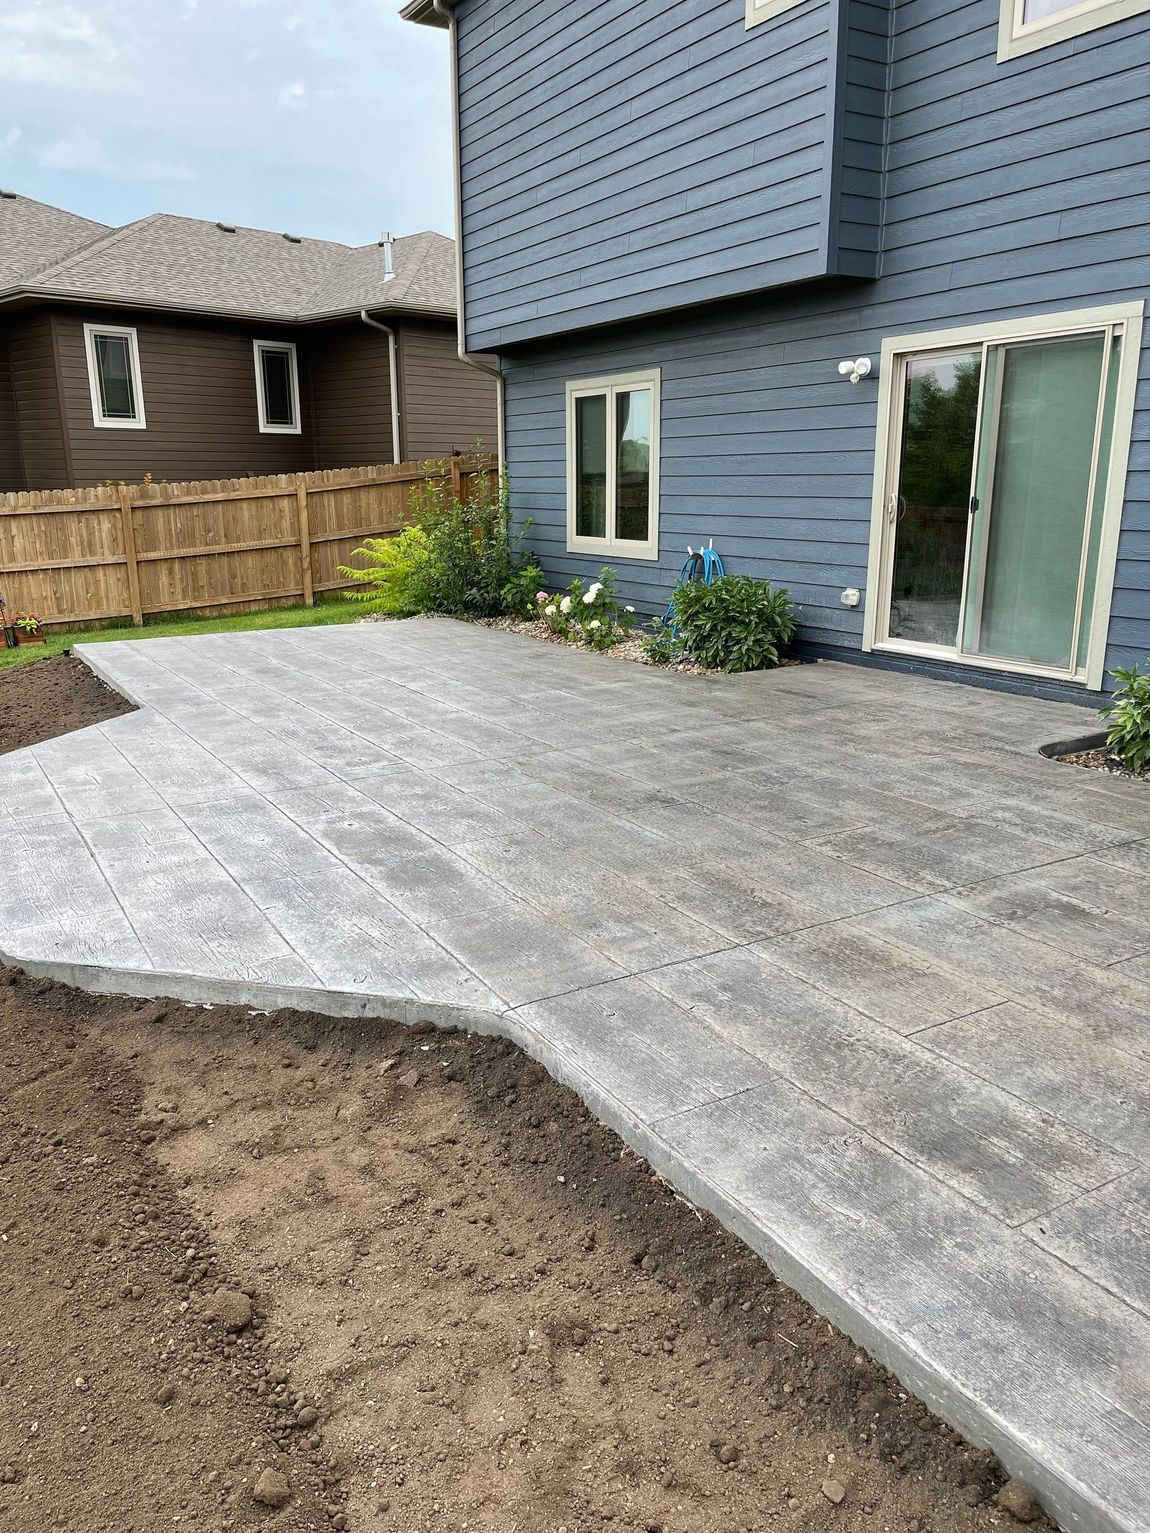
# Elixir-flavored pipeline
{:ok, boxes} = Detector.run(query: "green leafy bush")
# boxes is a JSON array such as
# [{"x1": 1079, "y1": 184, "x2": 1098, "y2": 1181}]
[
  {"x1": 1100, "y1": 661, "x2": 1150, "y2": 774},
  {"x1": 501, "y1": 559, "x2": 547, "y2": 618},
  {"x1": 411, "y1": 461, "x2": 519, "y2": 618},
  {"x1": 338, "y1": 526, "x2": 431, "y2": 616},
  {"x1": 341, "y1": 460, "x2": 537, "y2": 620},
  {"x1": 671, "y1": 574, "x2": 796, "y2": 673},
  {"x1": 641, "y1": 615, "x2": 683, "y2": 666}
]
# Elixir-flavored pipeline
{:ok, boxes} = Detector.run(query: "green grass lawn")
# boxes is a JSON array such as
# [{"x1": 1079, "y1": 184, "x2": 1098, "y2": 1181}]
[{"x1": 0, "y1": 597, "x2": 366, "y2": 670}]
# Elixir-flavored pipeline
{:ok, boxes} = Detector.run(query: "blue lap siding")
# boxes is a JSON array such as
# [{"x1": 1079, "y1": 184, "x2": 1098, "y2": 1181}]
[{"x1": 448, "y1": 0, "x2": 1150, "y2": 691}]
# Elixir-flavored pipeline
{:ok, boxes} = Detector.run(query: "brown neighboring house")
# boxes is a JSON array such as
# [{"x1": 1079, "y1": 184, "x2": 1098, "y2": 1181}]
[{"x1": 0, "y1": 192, "x2": 498, "y2": 491}]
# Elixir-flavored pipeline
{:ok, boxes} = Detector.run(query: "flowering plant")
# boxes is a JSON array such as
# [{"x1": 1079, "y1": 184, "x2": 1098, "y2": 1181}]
[
  {"x1": 535, "y1": 567, "x2": 635, "y2": 651},
  {"x1": 13, "y1": 612, "x2": 41, "y2": 635}
]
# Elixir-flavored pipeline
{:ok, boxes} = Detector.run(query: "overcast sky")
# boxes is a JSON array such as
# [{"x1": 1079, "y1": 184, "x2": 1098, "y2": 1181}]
[{"x1": 0, "y1": 0, "x2": 454, "y2": 245}]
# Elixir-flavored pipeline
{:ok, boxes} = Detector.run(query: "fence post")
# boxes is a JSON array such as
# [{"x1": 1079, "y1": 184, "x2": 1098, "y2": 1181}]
[
  {"x1": 450, "y1": 456, "x2": 464, "y2": 502},
  {"x1": 296, "y1": 481, "x2": 314, "y2": 606},
  {"x1": 117, "y1": 484, "x2": 144, "y2": 627}
]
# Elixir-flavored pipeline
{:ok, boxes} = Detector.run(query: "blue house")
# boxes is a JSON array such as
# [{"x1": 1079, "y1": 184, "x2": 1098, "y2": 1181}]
[{"x1": 402, "y1": 0, "x2": 1149, "y2": 700}]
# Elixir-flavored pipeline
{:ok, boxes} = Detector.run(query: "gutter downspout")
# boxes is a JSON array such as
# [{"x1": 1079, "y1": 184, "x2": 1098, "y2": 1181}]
[
  {"x1": 359, "y1": 308, "x2": 403, "y2": 464},
  {"x1": 432, "y1": 0, "x2": 505, "y2": 468}
]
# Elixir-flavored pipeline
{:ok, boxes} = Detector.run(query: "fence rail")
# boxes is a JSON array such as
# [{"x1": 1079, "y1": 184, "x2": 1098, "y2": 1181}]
[{"x1": 0, "y1": 455, "x2": 495, "y2": 628}]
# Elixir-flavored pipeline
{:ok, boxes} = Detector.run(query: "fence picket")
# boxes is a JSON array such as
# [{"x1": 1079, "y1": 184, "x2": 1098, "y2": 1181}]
[{"x1": 0, "y1": 455, "x2": 494, "y2": 629}]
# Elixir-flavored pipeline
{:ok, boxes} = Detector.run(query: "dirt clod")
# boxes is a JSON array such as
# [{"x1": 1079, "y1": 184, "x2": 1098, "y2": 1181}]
[
  {"x1": 996, "y1": 1479, "x2": 1041, "y2": 1522},
  {"x1": 202, "y1": 1287, "x2": 253, "y2": 1332},
  {"x1": 822, "y1": 1477, "x2": 847, "y2": 1504},
  {"x1": 253, "y1": 1467, "x2": 292, "y2": 1508}
]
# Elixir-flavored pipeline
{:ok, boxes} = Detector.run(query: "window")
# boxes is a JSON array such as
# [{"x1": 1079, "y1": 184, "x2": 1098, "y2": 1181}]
[
  {"x1": 999, "y1": 0, "x2": 1150, "y2": 59},
  {"x1": 566, "y1": 370, "x2": 660, "y2": 560},
  {"x1": 253, "y1": 340, "x2": 301, "y2": 434},
  {"x1": 746, "y1": 0, "x2": 807, "y2": 25},
  {"x1": 83, "y1": 324, "x2": 146, "y2": 429},
  {"x1": 862, "y1": 302, "x2": 1144, "y2": 691}
]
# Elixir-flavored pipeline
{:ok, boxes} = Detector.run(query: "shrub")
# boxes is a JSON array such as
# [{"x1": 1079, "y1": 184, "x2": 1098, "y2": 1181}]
[
  {"x1": 501, "y1": 559, "x2": 547, "y2": 618},
  {"x1": 641, "y1": 615, "x2": 684, "y2": 666},
  {"x1": 411, "y1": 461, "x2": 519, "y2": 619},
  {"x1": 341, "y1": 460, "x2": 537, "y2": 621},
  {"x1": 537, "y1": 567, "x2": 636, "y2": 651},
  {"x1": 1100, "y1": 661, "x2": 1150, "y2": 774},
  {"x1": 671, "y1": 574, "x2": 796, "y2": 673},
  {"x1": 338, "y1": 526, "x2": 431, "y2": 616}
]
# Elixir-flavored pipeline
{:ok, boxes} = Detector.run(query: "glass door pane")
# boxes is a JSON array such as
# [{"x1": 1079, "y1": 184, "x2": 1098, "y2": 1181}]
[
  {"x1": 963, "y1": 334, "x2": 1106, "y2": 672},
  {"x1": 887, "y1": 350, "x2": 982, "y2": 646}
]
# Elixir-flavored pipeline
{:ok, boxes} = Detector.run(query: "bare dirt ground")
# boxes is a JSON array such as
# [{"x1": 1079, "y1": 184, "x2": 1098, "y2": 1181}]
[
  {"x1": 0, "y1": 653, "x2": 134, "y2": 754},
  {"x1": 1, "y1": 974, "x2": 1049, "y2": 1533}
]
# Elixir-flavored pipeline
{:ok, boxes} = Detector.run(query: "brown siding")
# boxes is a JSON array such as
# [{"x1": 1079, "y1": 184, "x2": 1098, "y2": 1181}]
[
  {"x1": 310, "y1": 321, "x2": 396, "y2": 468},
  {"x1": 52, "y1": 308, "x2": 315, "y2": 487},
  {"x1": 0, "y1": 323, "x2": 24, "y2": 491},
  {"x1": 5, "y1": 311, "x2": 69, "y2": 489},
  {"x1": 397, "y1": 319, "x2": 499, "y2": 461}
]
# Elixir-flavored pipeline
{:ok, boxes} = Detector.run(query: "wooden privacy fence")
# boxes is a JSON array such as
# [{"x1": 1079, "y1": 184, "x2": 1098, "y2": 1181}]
[{"x1": 0, "y1": 454, "x2": 497, "y2": 628}]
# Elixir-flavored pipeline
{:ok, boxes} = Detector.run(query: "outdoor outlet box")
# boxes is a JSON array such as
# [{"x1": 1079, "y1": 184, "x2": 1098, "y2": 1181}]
[{"x1": 840, "y1": 587, "x2": 861, "y2": 608}]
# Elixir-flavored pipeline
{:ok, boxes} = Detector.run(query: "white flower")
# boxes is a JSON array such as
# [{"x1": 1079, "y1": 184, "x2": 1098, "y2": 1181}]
[
  {"x1": 582, "y1": 590, "x2": 596, "y2": 605},
  {"x1": 589, "y1": 582, "x2": 603, "y2": 596},
  {"x1": 624, "y1": 605, "x2": 635, "y2": 613},
  {"x1": 588, "y1": 619, "x2": 602, "y2": 630},
  {"x1": 559, "y1": 595, "x2": 572, "y2": 614},
  {"x1": 544, "y1": 604, "x2": 557, "y2": 617}
]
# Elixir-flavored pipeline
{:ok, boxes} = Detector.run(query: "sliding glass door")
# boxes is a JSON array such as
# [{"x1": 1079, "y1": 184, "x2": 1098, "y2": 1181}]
[{"x1": 878, "y1": 322, "x2": 1126, "y2": 680}]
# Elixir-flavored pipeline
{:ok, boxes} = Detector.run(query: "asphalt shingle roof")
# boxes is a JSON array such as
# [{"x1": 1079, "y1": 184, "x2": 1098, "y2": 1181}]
[
  {"x1": 0, "y1": 194, "x2": 109, "y2": 289},
  {"x1": 0, "y1": 195, "x2": 456, "y2": 320}
]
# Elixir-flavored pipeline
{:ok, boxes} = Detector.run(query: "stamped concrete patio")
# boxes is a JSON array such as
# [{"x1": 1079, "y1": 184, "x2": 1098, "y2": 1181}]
[{"x1": 1, "y1": 619, "x2": 1147, "y2": 1533}]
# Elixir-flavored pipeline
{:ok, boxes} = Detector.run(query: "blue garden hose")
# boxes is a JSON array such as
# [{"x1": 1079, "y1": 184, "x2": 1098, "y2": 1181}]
[{"x1": 664, "y1": 540, "x2": 725, "y2": 627}]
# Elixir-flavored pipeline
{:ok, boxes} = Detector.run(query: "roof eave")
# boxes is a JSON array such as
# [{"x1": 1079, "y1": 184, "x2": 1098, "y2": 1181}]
[
  {"x1": 399, "y1": 0, "x2": 452, "y2": 28},
  {"x1": 0, "y1": 285, "x2": 457, "y2": 326}
]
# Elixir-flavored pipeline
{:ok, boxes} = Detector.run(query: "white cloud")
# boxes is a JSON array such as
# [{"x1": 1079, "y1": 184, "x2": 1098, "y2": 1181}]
[
  {"x1": 0, "y1": 127, "x2": 23, "y2": 158},
  {"x1": 278, "y1": 81, "x2": 307, "y2": 109},
  {"x1": 37, "y1": 126, "x2": 197, "y2": 182},
  {"x1": 0, "y1": 5, "x2": 120, "y2": 88},
  {"x1": 277, "y1": 79, "x2": 333, "y2": 111}
]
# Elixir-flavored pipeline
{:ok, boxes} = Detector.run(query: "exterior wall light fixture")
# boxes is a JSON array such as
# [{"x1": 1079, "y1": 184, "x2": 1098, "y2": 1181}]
[{"x1": 837, "y1": 357, "x2": 872, "y2": 385}]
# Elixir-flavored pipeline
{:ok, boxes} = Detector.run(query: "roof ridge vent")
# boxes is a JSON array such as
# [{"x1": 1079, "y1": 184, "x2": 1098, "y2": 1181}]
[
  {"x1": 282, "y1": 232, "x2": 302, "y2": 243},
  {"x1": 216, "y1": 221, "x2": 236, "y2": 233}
]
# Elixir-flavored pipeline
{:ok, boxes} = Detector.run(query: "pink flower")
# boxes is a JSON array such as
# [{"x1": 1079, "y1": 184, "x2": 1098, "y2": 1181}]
[{"x1": 536, "y1": 591, "x2": 549, "y2": 604}]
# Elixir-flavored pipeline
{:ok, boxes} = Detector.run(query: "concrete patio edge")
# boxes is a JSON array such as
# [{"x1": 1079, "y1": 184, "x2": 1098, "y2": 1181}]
[{"x1": 1, "y1": 938, "x2": 1106, "y2": 1533}]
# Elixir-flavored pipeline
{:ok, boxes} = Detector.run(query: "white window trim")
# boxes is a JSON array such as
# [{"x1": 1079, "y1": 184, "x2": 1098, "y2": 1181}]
[
  {"x1": 83, "y1": 323, "x2": 146, "y2": 430},
  {"x1": 253, "y1": 339, "x2": 302, "y2": 435},
  {"x1": 998, "y1": 0, "x2": 1150, "y2": 59},
  {"x1": 861, "y1": 301, "x2": 1144, "y2": 693},
  {"x1": 746, "y1": 0, "x2": 808, "y2": 27},
  {"x1": 565, "y1": 368, "x2": 660, "y2": 562}
]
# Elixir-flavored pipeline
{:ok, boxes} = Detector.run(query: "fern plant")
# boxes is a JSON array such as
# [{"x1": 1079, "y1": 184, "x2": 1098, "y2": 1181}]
[
  {"x1": 338, "y1": 526, "x2": 431, "y2": 616},
  {"x1": 1100, "y1": 662, "x2": 1150, "y2": 774}
]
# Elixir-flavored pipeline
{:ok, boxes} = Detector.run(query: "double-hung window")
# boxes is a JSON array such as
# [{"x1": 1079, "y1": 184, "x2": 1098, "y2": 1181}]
[
  {"x1": 83, "y1": 323, "x2": 146, "y2": 429},
  {"x1": 254, "y1": 339, "x2": 301, "y2": 434},
  {"x1": 999, "y1": 0, "x2": 1150, "y2": 58},
  {"x1": 566, "y1": 370, "x2": 660, "y2": 561}
]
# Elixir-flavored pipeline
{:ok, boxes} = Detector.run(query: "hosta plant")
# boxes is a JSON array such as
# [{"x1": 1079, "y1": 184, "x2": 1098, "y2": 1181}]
[{"x1": 1100, "y1": 662, "x2": 1150, "y2": 775}]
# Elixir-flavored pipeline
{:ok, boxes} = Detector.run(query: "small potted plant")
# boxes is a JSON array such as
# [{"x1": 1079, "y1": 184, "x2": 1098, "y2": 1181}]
[
  {"x1": 0, "y1": 596, "x2": 15, "y2": 650},
  {"x1": 12, "y1": 612, "x2": 44, "y2": 646}
]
